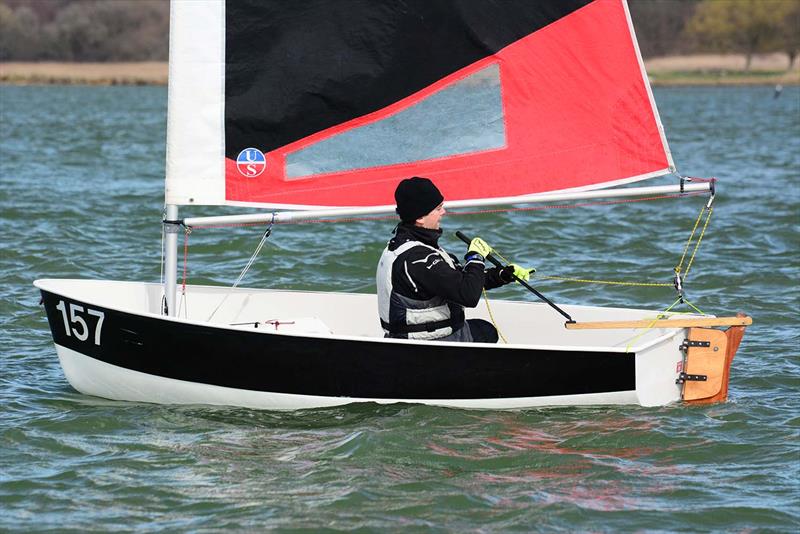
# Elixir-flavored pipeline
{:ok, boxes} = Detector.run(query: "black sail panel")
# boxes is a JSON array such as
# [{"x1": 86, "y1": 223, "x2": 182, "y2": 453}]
[{"x1": 224, "y1": 0, "x2": 592, "y2": 158}]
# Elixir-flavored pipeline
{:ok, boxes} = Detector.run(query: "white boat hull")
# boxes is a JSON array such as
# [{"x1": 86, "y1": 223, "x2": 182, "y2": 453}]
[{"x1": 35, "y1": 278, "x2": 738, "y2": 410}]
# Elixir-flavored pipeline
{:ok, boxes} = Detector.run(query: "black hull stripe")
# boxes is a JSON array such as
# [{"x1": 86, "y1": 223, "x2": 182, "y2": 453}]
[{"x1": 41, "y1": 290, "x2": 635, "y2": 400}]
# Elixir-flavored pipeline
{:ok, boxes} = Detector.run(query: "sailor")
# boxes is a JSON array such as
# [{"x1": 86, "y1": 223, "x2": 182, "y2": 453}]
[{"x1": 376, "y1": 176, "x2": 533, "y2": 343}]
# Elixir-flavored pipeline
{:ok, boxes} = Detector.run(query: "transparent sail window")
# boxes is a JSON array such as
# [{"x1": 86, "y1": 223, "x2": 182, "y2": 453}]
[{"x1": 285, "y1": 63, "x2": 506, "y2": 179}]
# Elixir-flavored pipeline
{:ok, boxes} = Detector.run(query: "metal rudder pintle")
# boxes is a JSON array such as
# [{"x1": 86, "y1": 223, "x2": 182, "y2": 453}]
[
  {"x1": 676, "y1": 372, "x2": 707, "y2": 384},
  {"x1": 681, "y1": 339, "x2": 710, "y2": 349}
]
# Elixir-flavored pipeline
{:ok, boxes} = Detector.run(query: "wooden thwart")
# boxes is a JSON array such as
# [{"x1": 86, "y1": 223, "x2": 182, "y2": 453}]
[{"x1": 565, "y1": 315, "x2": 752, "y2": 330}]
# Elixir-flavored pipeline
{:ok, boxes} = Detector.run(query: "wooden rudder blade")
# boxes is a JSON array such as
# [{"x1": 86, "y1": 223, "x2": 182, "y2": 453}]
[
  {"x1": 681, "y1": 315, "x2": 747, "y2": 404},
  {"x1": 681, "y1": 328, "x2": 728, "y2": 402}
]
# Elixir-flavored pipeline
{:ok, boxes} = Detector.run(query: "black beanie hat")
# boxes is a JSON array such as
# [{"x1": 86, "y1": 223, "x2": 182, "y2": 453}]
[{"x1": 394, "y1": 177, "x2": 444, "y2": 222}]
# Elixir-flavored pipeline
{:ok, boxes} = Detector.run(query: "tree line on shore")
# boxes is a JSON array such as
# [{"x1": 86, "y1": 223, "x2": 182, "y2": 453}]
[
  {"x1": 0, "y1": 0, "x2": 798, "y2": 69},
  {"x1": 0, "y1": 0, "x2": 168, "y2": 62}
]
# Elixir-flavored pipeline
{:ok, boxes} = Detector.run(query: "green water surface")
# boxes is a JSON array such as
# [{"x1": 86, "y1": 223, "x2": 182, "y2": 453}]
[{"x1": 1, "y1": 85, "x2": 798, "y2": 532}]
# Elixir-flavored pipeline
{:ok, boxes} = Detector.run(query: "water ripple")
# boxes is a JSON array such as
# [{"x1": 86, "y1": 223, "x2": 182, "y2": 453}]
[{"x1": 1, "y1": 85, "x2": 798, "y2": 531}]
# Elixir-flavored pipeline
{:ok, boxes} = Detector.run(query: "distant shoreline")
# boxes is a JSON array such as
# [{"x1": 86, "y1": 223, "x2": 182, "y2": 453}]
[
  {"x1": 645, "y1": 53, "x2": 799, "y2": 86},
  {"x1": 0, "y1": 62, "x2": 168, "y2": 86},
  {"x1": 1, "y1": 54, "x2": 798, "y2": 87}
]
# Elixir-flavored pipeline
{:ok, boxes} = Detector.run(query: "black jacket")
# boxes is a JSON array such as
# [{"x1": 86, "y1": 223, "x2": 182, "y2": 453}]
[{"x1": 387, "y1": 223, "x2": 509, "y2": 310}]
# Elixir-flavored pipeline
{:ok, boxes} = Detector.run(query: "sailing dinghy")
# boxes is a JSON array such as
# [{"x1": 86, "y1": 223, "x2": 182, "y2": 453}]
[{"x1": 35, "y1": 0, "x2": 750, "y2": 410}]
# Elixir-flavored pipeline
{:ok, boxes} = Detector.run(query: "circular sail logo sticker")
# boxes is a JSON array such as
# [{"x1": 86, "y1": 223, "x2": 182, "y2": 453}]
[{"x1": 236, "y1": 148, "x2": 266, "y2": 177}]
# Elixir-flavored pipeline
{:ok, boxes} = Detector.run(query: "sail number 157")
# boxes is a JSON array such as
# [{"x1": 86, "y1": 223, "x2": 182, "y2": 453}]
[{"x1": 55, "y1": 300, "x2": 105, "y2": 346}]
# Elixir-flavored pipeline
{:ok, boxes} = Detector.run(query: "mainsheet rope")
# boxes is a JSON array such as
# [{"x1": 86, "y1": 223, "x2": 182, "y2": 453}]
[
  {"x1": 481, "y1": 287, "x2": 508, "y2": 344},
  {"x1": 478, "y1": 193, "x2": 713, "y2": 342},
  {"x1": 622, "y1": 296, "x2": 707, "y2": 353},
  {"x1": 674, "y1": 196, "x2": 714, "y2": 282}
]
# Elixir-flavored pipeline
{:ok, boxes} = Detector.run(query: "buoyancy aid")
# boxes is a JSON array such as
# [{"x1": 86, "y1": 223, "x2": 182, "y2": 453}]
[{"x1": 376, "y1": 240, "x2": 463, "y2": 340}]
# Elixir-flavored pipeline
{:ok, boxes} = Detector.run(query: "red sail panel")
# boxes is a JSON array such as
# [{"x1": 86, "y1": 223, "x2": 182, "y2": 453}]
[{"x1": 225, "y1": 0, "x2": 670, "y2": 208}]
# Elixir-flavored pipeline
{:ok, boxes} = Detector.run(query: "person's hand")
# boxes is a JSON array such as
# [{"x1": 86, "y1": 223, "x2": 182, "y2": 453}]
[
  {"x1": 511, "y1": 264, "x2": 535, "y2": 282},
  {"x1": 467, "y1": 237, "x2": 492, "y2": 258},
  {"x1": 499, "y1": 264, "x2": 535, "y2": 283}
]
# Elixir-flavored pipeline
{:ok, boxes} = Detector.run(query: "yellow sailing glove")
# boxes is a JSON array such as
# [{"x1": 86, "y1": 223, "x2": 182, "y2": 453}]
[
  {"x1": 511, "y1": 264, "x2": 535, "y2": 282},
  {"x1": 499, "y1": 264, "x2": 535, "y2": 283},
  {"x1": 467, "y1": 237, "x2": 493, "y2": 258}
]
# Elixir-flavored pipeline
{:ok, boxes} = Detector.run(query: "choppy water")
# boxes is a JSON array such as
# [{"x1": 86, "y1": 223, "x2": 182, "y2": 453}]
[{"x1": 1, "y1": 85, "x2": 798, "y2": 531}]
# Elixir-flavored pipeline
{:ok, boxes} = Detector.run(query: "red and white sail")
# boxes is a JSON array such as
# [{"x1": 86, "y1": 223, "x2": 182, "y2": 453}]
[{"x1": 165, "y1": 0, "x2": 673, "y2": 209}]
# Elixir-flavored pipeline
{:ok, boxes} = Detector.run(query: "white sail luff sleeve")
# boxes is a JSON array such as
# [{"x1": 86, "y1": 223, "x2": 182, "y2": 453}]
[{"x1": 165, "y1": 0, "x2": 225, "y2": 206}]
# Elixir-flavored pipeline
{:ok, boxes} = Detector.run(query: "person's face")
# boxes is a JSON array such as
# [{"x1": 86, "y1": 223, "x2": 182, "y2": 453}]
[{"x1": 416, "y1": 202, "x2": 446, "y2": 230}]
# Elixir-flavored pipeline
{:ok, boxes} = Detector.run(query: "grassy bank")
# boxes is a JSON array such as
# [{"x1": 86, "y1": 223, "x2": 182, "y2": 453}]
[
  {"x1": 1, "y1": 54, "x2": 798, "y2": 86},
  {"x1": 644, "y1": 53, "x2": 799, "y2": 86},
  {"x1": 0, "y1": 62, "x2": 168, "y2": 85}
]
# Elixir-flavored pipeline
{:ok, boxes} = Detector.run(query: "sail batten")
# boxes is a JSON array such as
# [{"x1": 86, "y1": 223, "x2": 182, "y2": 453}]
[{"x1": 165, "y1": 0, "x2": 673, "y2": 209}]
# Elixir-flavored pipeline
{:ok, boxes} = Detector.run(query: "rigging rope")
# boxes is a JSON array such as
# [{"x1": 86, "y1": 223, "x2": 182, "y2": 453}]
[
  {"x1": 179, "y1": 187, "x2": 715, "y2": 329},
  {"x1": 205, "y1": 214, "x2": 275, "y2": 322},
  {"x1": 481, "y1": 288, "x2": 508, "y2": 344},
  {"x1": 526, "y1": 196, "x2": 715, "y2": 290},
  {"x1": 475, "y1": 192, "x2": 714, "y2": 338},
  {"x1": 185, "y1": 193, "x2": 714, "y2": 290},
  {"x1": 674, "y1": 201, "x2": 706, "y2": 276},
  {"x1": 677, "y1": 199, "x2": 714, "y2": 281},
  {"x1": 177, "y1": 226, "x2": 192, "y2": 318},
  {"x1": 623, "y1": 296, "x2": 707, "y2": 353},
  {"x1": 535, "y1": 275, "x2": 671, "y2": 287}
]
